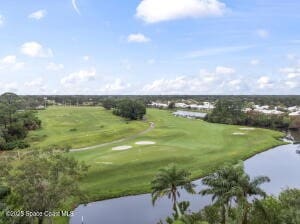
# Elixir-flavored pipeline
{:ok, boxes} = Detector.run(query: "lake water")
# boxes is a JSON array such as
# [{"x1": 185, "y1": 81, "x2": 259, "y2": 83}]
[{"x1": 70, "y1": 143, "x2": 300, "y2": 224}]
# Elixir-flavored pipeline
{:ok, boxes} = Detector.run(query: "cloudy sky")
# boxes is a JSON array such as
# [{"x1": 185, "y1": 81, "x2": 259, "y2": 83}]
[{"x1": 1, "y1": 0, "x2": 300, "y2": 95}]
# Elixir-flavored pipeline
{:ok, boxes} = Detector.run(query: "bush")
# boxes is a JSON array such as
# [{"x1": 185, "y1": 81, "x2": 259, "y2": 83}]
[
  {"x1": 113, "y1": 99, "x2": 146, "y2": 120},
  {"x1": 2, "y1": 140, "x2": 30, "y2": 150},
  {"x1": 102, "y1": 98, "x2": 116, "y2": 110},
  {"x1": 0, "y1": 186, "x2": 10, "y2": 200}
]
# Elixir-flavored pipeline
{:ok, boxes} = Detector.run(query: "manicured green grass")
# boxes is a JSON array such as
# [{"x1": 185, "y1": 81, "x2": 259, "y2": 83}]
[
  {"x1": 28, "y1": 106, "x2": 285, "y2": 223},
  {"x1": 28, "y1": 106, "x2": 284, "y2": 208},
  {"x1": 27, "y1": 106, "x2": 149, "y2": 148},
  {"x1": 66, "y1": 108, "x2": 285, "y2": 202}
]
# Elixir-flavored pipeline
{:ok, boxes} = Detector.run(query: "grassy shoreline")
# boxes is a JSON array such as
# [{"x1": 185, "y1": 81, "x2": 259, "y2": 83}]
[{"x1": 25, "y1": 107, "x2": 285, "y2": 224}]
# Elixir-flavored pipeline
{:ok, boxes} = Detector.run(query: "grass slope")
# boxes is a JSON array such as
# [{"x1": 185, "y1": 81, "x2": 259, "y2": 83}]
[
  {"x1": 27, "y1": 106, "x2": 148, "y2": 148},
  {"x1": 66, "y1": 108, "x2": 285, "y2": 202}
]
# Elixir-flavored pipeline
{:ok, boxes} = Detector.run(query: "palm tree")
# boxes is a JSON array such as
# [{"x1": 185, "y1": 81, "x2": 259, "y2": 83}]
[
  {"x1": 200, "y1": 162, "x2": 270, "y2": 224},
  {"x1": 231, "y1": 169, "x2": 270, "y2": 224},
  {"x1": 200, "y1": 164, "x2": 241, "y2": 224},
  {"x1": 151, "y1": 164, "x2": 195, "y2": 216}
]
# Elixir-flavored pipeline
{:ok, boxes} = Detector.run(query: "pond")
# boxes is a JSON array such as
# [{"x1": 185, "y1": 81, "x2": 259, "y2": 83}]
[{"x1": 70, "y1": 143, "x2": 300, "y2": 224}]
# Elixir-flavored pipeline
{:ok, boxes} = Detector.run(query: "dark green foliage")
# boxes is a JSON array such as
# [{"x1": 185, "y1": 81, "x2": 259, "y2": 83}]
[
  {"x1": 102, "y1": 98, "x2": 116, "y2": 110},
  {"x1": 0, "y1": 93, "x2": 41, "y2": 151},
  {"x1": 0, "y1": 186, "x2": 10, "y2": 200},
  {"x1": 249, "y1": 189, "x2": 300, "y2": 224},
  {"x1": 207, "y1": 99, "x2": 246, "y2": 125},
  {"x1": 113, "y1": 99, "x2": 146, "y2": 120},
  {"x1": 168, "y1": 102, "x2": 176, "y2": 109},
  {"x1": 207, "y1": 99, "x2": 290, "y2": 130},
  {"x1": 2, "y1": 150, "x2": 88, "y2": 224},
  {"x1": 245, "y1": 113, "x2": 290, "y2": 130}
]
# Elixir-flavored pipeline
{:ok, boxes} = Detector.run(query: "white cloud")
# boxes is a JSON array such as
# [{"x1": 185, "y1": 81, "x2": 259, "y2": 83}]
[
  {"x1": 23, "y1": 78, "x2": 47, "y2": 93},
  {"x1": 72, "y1": 0, "x2": 81, "y2": 15},
  {"x1": 0, "y1": 82, "x2": 18, "y2": 93},
  {"x1": 46, "y1": 62, "x2": 64, "y2": 71},
  {"x1": 215, "y1": 66, "x2": 235, "y2": 75},
  {"x1": 285, "y1": 81, "x2": 299, "y2": 89},
  {"x1": 83, "y1": 55, "x2": 90, "y2": 61},
  {"x1": 257, "y1": 76, "x2": 273, "y2": 89},
  {"x1": 228, "y1": 79, "x2": 241, "y2": 86},
  {"x1": 0, "y1": 55, "x2": 25, "y2": 70},
  {"x1": 280, "y1": 67, "x2": 300, "y2": 79},
  {"x1": 20, "y1": 41, "x2": 53, "y2": 58},
  {"x1": 256, "y1": 29, "x2": 269, "y2": 39},
  {"x1": 0, "y1": 15, "x2": 4, "y2": 26},
  {"x1": 103, "y1": 79, "x2": 131, "y2": 92},
  {"x1": 1, "y1": 55, "x2": 16, "y2": 64},
  {"x1": 136, "y1": 0, "x2": 226, "y2": 23},
  {"x1": 186, "y1": 45, "x2": 253, "y2": 58},
  {"x1": 28, "y1": 10, "x2": 47, "y2": 20},
  {"x1": 127, "y1": 33, "x2": 151, "y2": 43},
  {"x1": 142, "y1": 66, "x2": 237, "y2": 94},
  {"x1": 61, "y1": 69, "x2": 96, "y2": 86},
  {"x1": 250, "y1": 59, "x2": 260, "y2": 65}
]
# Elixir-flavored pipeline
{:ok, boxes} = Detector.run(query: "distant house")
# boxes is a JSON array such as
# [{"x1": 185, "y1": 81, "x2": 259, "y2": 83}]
[
  {"x1": 173, "y1": 110, "x2": 207, "y2": 119},
  {"x1": 35, "y1": 105, "x2": 45, "y2": 110},
  {"x1": 189, "y1": 102, "x2": 215, "y2": 110},
  {"x1": 175, "y1": 103, "x2": 189, "y2": 108},
  {"x1": 149, "y1": 102, "x2": 168, "y2": 108},
  {"x1": 289, "y1": 111, "x2": 300, "y2": 129}
]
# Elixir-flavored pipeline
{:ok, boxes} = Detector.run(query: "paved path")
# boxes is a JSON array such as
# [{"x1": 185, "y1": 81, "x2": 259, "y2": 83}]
[{"x1": 70, "y1": 122, "x2": 155, "y2": 152}]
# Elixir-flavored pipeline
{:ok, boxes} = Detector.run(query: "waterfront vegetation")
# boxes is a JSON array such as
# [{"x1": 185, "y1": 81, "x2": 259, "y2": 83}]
[
  {"x1": 152, "y1": 164, "x2": 300, "y2": 224},
  {"x1": 33, "y1": 106, "x2": 283, "y2": 203},
  {"x1": 0, "y1": 96, "x2": 294, "y2": 224}
]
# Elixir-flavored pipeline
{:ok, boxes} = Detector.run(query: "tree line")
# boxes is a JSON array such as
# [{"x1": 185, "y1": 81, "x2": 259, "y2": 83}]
[
  {"x1": 21, "y1": 95, "x2": 300, "y2": 108},
  {"x1": 0, "y1": 93, "x2": 42, "y2": 150},
  {"x1": 151, "y1": 163, "x2": 300, "y2": 224},
  {"x1": 206, "y1": 99, "x2": 290, "y2": 130}
]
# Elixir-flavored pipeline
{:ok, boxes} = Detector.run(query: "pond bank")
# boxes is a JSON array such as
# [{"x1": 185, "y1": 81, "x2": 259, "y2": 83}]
[{"x1": 70, "y1": 143, "x2": 300, "y2": 224}]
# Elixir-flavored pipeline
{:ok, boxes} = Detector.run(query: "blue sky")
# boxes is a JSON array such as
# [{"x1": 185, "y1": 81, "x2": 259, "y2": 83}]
[{"x1": 1, "y1": 0, "x2": 300, "y2": 95}]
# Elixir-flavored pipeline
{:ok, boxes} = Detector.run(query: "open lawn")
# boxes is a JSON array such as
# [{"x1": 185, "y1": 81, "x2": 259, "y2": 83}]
[
  {"x1": 28, "y1": 107, "x2": 284, "y2": 205},
  {"x1": 27, "y1": 106, "x2": 149, "y2": 148},
  {"x1": 63, "y1": 108, "x2": 285, "y2": 202}
]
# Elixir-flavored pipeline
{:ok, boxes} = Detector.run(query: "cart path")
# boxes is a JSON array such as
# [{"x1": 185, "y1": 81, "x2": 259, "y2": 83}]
[{"x1": 70, "y1": 122, "x2": 155, "y2": 152}]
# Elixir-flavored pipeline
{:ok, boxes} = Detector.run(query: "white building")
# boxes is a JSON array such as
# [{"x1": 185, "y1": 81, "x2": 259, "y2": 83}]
[
  {"x1": 173, "y1": 110, "x2": 207, "y2": 119},
  {"x1": 149, "y1": 102, "x2": 168, "y2": 108},
  {"x1": 175, "y1": 103, "x2": 189, "y2": 108}
]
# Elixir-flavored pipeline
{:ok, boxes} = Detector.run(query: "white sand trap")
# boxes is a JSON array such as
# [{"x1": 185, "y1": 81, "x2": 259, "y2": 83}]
[
  {"x1": 96, "y1": 162, "x2": 113, "y2": 165},
  {"x1": 112, "y1": 145, "x2": 132, "y2": 151},
  {"x1": 135, "y1": 141, "x2": 156, "y2": 145},
  {"x1": 232, "y1": 132, "x2": 246, "y2": 135},
  {"x1": 239, "y1": 127, "x2": 255, "y2": 130}
]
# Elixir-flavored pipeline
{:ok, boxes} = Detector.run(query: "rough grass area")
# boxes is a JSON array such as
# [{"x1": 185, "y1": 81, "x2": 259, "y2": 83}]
[{"x1": 27, "y1": 106, "x2": 148, "y2": 148}]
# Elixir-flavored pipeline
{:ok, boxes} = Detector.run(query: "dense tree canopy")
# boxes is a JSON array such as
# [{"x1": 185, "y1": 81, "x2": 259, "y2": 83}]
[
  {"x1": 113, "y1": 99, "x2": 146, "y2": 120},
  {"x1": 0, "y1": 93, "x2": 41, "y2": 150},
  {"x1": 1, "y1": 150, "x2": 88, "y2": 224}
]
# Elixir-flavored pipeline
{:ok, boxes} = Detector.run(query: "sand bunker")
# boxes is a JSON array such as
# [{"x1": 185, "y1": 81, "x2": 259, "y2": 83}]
[
  {"x1": 232, "y1": 132, "x2": 246, "y2": 135},
  {"x1": 135, "y1": 141, "x2": 156, "y2": 145},
  {"x1": 96, "y1": 162, "x2": 113, "y2": 165},
  {"x1": 112, "y1": 145, "x2": 132, "y2": 151},
  {"x1": 239, "y1": 127, "x2": 255, "y2": 130}
]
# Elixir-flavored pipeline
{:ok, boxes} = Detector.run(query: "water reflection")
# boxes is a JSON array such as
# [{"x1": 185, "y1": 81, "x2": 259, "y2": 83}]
[{"x1": 70, "y1": 144, "x2": 300, "y2": 224}]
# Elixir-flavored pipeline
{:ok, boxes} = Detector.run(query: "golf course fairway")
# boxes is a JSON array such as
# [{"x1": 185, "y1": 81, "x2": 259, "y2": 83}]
[{"x1": 28, "y1": 106, "x2": 285, "y2": 203}]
